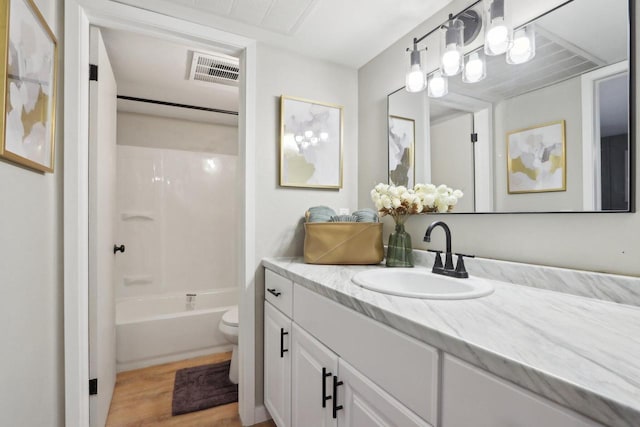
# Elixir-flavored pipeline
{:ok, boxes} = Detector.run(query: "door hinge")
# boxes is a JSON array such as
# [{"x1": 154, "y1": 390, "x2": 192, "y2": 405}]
[
  {"x1": 89, "y1": 64, "x2": 98, "y2": 81},
  {"x1": 89, "y1": 378, "x2": 98, "y2": 395},
  {"x1": 471, "y1": 132, "x2": 478, "y2": 143}
]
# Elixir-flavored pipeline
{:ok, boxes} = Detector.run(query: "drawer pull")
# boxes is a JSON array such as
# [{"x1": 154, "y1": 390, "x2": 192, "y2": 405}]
[
  {"x1": 267, "y1": 288, "x2": 281, "y2": 297},
  {"x1": 322, "y1": 367, "x2": 332, "y2": 408},
  {"x1": 280, "y1": 328, "x2": 289, "y2": 358},
  {"x1": 332, "y1": 375, "x2": 343, "y2": 418}
]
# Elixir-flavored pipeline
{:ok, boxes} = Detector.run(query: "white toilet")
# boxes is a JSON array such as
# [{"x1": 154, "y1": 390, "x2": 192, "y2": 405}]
[{"x1": 219, "y1": 306, "x2": 239, "y2": 384}]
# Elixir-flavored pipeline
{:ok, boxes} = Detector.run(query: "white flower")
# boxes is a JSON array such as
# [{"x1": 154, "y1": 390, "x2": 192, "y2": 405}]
[
  {"x1": 381, "y1": 195, "x2": 392, "y2": 209},
  {"x1": 371, "y1": 182, "x2": 463, "y2": 215},
  {"x1": 423, "y1": 194, "x2": 435, "y2": 207}
]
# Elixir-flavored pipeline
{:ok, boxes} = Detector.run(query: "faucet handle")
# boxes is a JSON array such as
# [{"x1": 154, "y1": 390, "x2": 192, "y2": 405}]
[
  {"x1": 454, "y1": 253, "x2": 474, "y2": 278},
  {"x1": 427, "y1": 249, "x2": 443, "y2": 270}
]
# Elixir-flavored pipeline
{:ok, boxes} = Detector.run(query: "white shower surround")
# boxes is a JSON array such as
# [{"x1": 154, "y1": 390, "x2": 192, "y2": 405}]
[
  {"x1": 114, "y1": 144, "x2": 239, "y2": 371},
  {"x1": 116, "y1": 144, "x2": 238, "y2": 299}
]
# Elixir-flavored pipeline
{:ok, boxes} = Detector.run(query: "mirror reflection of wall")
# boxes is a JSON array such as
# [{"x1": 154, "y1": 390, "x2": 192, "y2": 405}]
[{"x1": 387, "y1": 0, "x2": 632, "y2": 213}]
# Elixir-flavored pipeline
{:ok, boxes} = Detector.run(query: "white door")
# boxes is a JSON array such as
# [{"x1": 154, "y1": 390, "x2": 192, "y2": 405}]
[
  {"x1": 88, "y1": 26, "x2": 118, "y2": 427},
  {"x1": 337, "y1": 359, "x2": 431, "y2": 427},
  {"x1": 264, "y1": 302, "x2": 292, "y2": 427},
  {"x1": 291, "y1": 323, "x2": 338, "y2": 427}
]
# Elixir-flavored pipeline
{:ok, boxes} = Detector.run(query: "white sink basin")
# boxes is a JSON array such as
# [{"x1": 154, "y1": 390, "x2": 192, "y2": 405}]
[{"x1": 352, "y1": 268, "x2": 494, "y2": 300}]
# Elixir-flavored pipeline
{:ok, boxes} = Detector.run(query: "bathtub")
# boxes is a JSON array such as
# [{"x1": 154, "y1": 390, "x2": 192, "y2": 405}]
[{"x1": 116, "y1": 287, "x2": 238, "y2": 372}]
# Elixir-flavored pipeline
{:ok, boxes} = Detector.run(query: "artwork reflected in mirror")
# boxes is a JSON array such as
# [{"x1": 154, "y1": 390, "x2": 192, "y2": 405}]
[
  {"x1": 507, "y1": 121, "x2": 566, "y2": 194},
  {"x1": 387, "y1": 0, "x2": 631, "y2": 213},
  {"x1": 388, "y1": 115, "x2": 415, "y2": 187}
]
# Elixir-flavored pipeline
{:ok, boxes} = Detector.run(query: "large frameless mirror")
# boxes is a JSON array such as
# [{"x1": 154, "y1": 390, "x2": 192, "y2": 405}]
[{"x1": 388, "y1": 0, "x2": 633, "y2": 213}]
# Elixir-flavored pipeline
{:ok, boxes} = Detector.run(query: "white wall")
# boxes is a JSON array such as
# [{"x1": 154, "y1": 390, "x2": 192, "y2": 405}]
[
  {"x1": 494, "y1": 76, "x2": 583, "y2": 212},
  {"x1": 0, "y1": 0, "x2": 65, "y2": 425},
  {"x1": 253, "y1": 43, "x2": 359, "y2": 403},
  {"x1": 116, "y1": 114, "x2": 238, "y2": 298},
  {"x1": 358, "y1": 0, "x2": 640, "y2": 276}
]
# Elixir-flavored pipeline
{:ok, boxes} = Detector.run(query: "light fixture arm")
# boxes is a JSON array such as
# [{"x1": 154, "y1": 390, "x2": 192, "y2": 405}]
[
  {"x1": 406, "y1": 0, "x2": 483, "y2": 52},
  {"x1": 407, "y1": 39, "x2": 427, "y2": 66}
]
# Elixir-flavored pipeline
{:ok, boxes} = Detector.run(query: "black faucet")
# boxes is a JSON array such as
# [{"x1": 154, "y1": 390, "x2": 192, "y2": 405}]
[{"x1": 423, "y1": 221, "x2": 473, "y2": 278}]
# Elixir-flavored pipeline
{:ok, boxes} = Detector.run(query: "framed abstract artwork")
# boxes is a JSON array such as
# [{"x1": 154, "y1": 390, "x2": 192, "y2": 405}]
[
  {"x1": 1, "y1": 0, "x2": 58, "y2": 173},
  {"x1": 388, "y1": 115, "x2": 415, "y2": 187},
  {"x1": 507, "y1": 120, "x2": 566, "y2": 194},
  {"x1": 280, "y1": 95, "x2": 343, "y2": 189}
]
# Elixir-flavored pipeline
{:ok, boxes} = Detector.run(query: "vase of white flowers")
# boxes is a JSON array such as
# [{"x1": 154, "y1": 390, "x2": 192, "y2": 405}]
[{"x1": 370, "y1": 183, "x2": 463, "y2": 267}]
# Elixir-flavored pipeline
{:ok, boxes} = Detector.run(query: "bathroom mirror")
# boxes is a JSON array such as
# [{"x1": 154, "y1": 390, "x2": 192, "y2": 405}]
[{"x1": 388, "y1": 0, "x2": 633, "y2": 213}]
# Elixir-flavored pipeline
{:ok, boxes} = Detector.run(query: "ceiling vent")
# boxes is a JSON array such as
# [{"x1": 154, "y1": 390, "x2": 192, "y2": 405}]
[{"x1": 189, "y1": 52, "x2": 240, "y2": 86}]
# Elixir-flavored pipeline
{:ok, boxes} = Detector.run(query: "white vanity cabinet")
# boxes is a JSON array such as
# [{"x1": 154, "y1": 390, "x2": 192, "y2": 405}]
[
  {"x1": 264, "y1": 301, "x2": 292, "y2": 427},
  {"x1": 291, "y1": 323, "x2": 429, "y2": 427},
  {"x1": 265, "y1": 269, "x2": 436, "y2": 427},
  {"x1": 441, "y1": 355, "x2": 603, "y2": 427}
]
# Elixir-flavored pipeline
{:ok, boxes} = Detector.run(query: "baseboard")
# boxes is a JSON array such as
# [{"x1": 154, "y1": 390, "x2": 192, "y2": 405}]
[
  {"x1": 253, "y1": 405, "x2": 271, "y2": 425},
  {"x1": 116, "y1": 344, "x2": 233, "y2": 372}
]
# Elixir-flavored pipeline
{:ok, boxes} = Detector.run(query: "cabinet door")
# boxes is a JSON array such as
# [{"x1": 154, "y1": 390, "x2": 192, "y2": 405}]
[
  {"x1": 337, "y1": 359, "x2": 433, "y2": 427},
  {"x1": 264, "y1": 302, "x2": 292, "y2": 427},
  {"x1": 291, "y1": 324, "x2": 339, "y2": 427},
  {"x1": 442, "y1": 355, "x2": 603, "y2": 427}
]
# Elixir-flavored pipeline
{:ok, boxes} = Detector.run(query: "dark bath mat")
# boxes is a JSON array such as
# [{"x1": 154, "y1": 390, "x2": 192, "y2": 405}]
[{"x1": 172, "y1": 360, "x2": 238, "y2": 416}]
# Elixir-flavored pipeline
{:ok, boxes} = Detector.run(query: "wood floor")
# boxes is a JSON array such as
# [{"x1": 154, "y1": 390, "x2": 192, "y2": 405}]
[{"x1": 106, "y1": 352, "x2": 276, "y2": 427}]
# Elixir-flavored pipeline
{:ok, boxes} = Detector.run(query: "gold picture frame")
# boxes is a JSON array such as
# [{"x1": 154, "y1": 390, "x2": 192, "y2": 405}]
[
  {"x1": 279, "y1": 95, "x2": 343, "y2": 189},
  {"x1": 507, "y1": 120, "x2": 566, "y2": 194},
  {"x1": 388, "y1": 115, "x2": 415, "y2": 187},
  {"x1": 0, "y1": 0, "x2": 58, "y2": 173}
]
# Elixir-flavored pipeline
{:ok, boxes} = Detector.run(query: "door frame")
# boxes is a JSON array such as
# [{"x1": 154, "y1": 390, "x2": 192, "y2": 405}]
[
  {"x1": 581, "y1": 60, "x2": 629, "y2": 210},
  {"x1": 63, "y1": 1, "x2": 258, "y2": 426}
]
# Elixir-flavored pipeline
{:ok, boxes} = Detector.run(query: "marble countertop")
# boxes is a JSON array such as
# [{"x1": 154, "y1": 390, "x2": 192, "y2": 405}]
[{"x1": 262, "y1": 258, "x2": 640, "y2": 427}]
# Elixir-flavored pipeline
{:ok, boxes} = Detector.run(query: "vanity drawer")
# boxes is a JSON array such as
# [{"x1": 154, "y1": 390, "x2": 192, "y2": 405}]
[
  {"x1": 265, "y1": 269, "x2": 293, "y2": 317},
  {"x1": 294, "y1": 284, "x2": 439, "y2": 425}
]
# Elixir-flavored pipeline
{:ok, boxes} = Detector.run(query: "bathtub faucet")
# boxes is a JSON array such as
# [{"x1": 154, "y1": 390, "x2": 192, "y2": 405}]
[{"x1": 186, "y1": 293, "x2": 197, "y2": 310}]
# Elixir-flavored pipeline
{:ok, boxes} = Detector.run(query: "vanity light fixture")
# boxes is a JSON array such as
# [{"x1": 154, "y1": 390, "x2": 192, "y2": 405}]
[
  {"x1": 441, "y1": 14, "x2": 465, "y2": 76},
  {"x1": 462, "y1": 48, "x2": 486, "y2": 83},
  {"x1": 428, "y1": 70, "x2": 448, "y2": 98},
  {"x1": 405, "y1": 0, "x2": 526, "y2": 95},
  {"x1": 506, "y1": 25, "x2": 536, "y2": 64},
  {"x1": 405, "y1": 40, "x2": 428, "y2": 92},
  {"x1": 484, "y1": 0, "x2": 512, "y2": 55}
]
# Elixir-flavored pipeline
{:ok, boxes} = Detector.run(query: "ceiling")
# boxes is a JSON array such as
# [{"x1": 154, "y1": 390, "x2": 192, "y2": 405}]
[
  {"x1": 113, "y1": 0, "x2": 454, "y2": 68},
  {"x1": 101, "y1": 28, "x2": 240, "y2": 126}
]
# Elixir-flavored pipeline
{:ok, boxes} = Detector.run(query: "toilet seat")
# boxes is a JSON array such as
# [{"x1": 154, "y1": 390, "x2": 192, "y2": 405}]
[{"x1": 222, "y1": 306, "x2": 239, "y2": 328}]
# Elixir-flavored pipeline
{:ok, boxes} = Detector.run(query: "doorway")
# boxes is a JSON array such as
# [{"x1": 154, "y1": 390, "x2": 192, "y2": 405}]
[
  {"x1": 64, "y1": 2, "x2": 258, "y2": 426},
  {"x1": 88, "y1": 24, "x2": 242, "y2": 426}
]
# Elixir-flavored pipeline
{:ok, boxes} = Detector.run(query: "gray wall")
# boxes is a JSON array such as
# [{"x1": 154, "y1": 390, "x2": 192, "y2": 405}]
[
  {"x1": 358, "y1": 0, "x2": 639, "y2": 276},
  {"x1": 431, "y1": 113, "x2": 475, "y2": 212},
  {"x1": 117, "y1": 112, "x2": 239, "y2": 155},
  {"x1": 0, "y1": 0, "x2": 65, "y2": 425},
  {"x1": 494, "y1": 76, "x2": 583, "y2": 211},
  {"x1": 253, "y1": 43, "x2": 359, "y2": 403}
]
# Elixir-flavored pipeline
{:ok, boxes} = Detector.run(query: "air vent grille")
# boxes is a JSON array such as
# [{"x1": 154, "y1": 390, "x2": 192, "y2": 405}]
[{"x1": 189, "y1": 52, "x2": 240, "y2": 85}]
